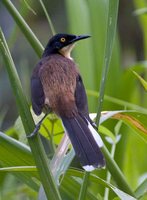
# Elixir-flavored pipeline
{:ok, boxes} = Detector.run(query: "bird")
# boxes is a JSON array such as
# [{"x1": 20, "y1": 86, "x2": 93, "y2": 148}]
[{"x1": 30, "y1": 33, "x2": 105, "y2": 171}]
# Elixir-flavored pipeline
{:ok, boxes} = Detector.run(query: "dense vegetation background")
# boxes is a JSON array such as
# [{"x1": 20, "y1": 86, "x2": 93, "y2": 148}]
[{"x1": 0, "y1": 0, "x2": 147, "y2": 199}]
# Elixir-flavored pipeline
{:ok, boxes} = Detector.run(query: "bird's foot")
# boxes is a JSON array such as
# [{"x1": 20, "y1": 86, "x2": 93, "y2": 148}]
[
  {"x1": 27, "y1": 122, "x2": 41, "y2": 138},
  {"x1": 92, "y1": 122, "x2": 98, "y2": 130},
  {"x1": 27, "y1": 113, "x2": 48, "y2": 138}
]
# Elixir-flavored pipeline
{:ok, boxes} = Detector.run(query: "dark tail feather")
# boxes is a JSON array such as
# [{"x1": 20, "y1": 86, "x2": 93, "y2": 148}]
[{"x1": 61, "y1": 114, "x2": 105, "y2": 171}]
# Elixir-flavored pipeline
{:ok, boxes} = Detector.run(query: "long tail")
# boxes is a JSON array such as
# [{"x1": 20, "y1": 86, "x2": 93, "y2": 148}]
[{"x1": 61, "y1": 114, "x2": 105, "y2": 171}]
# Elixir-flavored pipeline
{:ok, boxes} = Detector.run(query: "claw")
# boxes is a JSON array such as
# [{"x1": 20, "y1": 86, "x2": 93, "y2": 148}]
[
  {"x1": 27, "y1": 123, "x2": 41, "y2": 138},
  {"x1": 27, "y1": 113, "x2": 49, "y2": 138}
]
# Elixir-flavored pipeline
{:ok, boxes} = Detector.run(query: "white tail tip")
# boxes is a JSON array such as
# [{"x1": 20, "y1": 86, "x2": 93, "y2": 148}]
[{"x1": 83, "y1": 165, "x2": 95, "y2": 171}]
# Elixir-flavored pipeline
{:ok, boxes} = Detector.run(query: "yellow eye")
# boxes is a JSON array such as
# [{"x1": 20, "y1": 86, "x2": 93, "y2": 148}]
[{"x1": 60, "y1": 37, "x2": 66, "y2": 42}]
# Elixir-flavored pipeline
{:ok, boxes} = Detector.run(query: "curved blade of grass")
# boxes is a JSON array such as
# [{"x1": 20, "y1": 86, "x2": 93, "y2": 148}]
[
  {"x1": 23, "y1": 0, "x2": 37, "y2": 15},
  {"x1": 2, "y1": 0, "x2": 43, "y2": 57},
  {"x1": 112, "y1": 111, "x2": 147, "y2": 142},
  {"x1": 0, "y1": 166, "x2": 37, "y2": 172},
  {"x1": 90, "y1": 110, "x2": 127, "y2": 124},
  {"x1": 132, "y1": 70, "x2": 147, "y2": 91},
  {"x1": 0, "y1": 29, "x2": 62, "y2": 200},
  {"x1": 91, "y1": 110, "x2": 147, "y2": 142},
  {"x1": 99, "y1": 125, "x2": 116, "y2": 143},
  {"x1": 39, "y1": 0, "x2": 56, "y2": 36}
]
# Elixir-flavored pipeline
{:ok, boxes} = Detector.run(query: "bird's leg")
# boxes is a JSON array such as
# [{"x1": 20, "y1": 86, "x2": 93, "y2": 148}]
[
  {"x1": 27, "y1": 112, "x2": 49, "y2": 138},
  {"x1": 91, "y1": 121, "x2": 98, "y2": 130},
  {"x1": 88, "y1": 117, "x2": 98, "y2": 130}
]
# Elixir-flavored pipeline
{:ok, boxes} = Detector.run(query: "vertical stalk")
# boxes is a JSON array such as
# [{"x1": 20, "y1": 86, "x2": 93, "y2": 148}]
[
  {"x1": 104, "y1": 142, "x2": 116, "y2": 200},
  {"x1": 96, "y1": 0, "x2": 119, "y2": 125},
  {"x1": 94, "y1": 0, "x2": 135, "y2": 195},
  {"x1": 101, "y1": 144, "x2": 134, "y2": 196},
  {"x1": 92, "y1": 1, "x2": 135, "y2": 195},
  {"x1": 0, "y1": 28, "x2": 62, "y2": 200},
  {"x1": 78, "y1": 171, "x2": 90, "y2": 200},
  {"x1": 39, "y1": 0, "x2": 56, "y2": 36}
]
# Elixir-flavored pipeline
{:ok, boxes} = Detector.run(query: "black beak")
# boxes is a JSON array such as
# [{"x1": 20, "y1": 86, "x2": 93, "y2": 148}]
[{"x1": 70, "y1": 35, "x2": 91, "y2": 43}]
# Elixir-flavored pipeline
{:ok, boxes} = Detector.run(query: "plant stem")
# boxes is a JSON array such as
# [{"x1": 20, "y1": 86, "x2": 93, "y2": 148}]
[
  {"x1": 104, "y1": 141, "x2": 116, "y2": 200},
  {"x1": 95, "y1": 0, "x2": 119, "y2": 125},
  {"x1": 2, "y1": 0, "x2": 44, "y2": 57},
  {"x1": 101, "y1": 144, "x2": 134, "y2": 196},
  {"x1": 87, "y1": 90, "x2": 147, "y2": 114},
  {"x1": 94, "y1": 0, "x2": 135, "y2": 196},
  {"x1": 39, "y1": 0, "x2": 56, "y2": 36},
  {"x1": 78, "y1": 171, "x2": 90, "y2": 200},
  {"x1": 0, "y1": 28, "x2": 62, "y2": 200},
  {"x1": 50, "y1": 121, "x2": 56, "y2": 153}
]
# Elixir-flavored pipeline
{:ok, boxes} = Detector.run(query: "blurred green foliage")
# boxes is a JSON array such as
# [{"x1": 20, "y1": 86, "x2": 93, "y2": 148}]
[{"x1": 0, "y1": 0, "x2": 147, "y2": 199}]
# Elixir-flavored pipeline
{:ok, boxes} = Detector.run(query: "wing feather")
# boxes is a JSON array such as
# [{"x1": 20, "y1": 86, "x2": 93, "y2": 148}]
[{"x1": 31, "y1": 77, "x2": 45, "y2": 115}]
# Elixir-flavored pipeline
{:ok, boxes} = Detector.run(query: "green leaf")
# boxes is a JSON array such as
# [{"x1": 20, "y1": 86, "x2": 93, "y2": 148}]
[
  {"x1": 133, "y1": 8, "x2": 147, "y2": 16},
  {"x1": 132, "y1": 70, "x2": 147, "y2": 91},
  {"x1": 13, "y1": 111, "x2": 64, "y2": 145},
  {"x1": 0, "y1": 132, "x2": 39, "y2": 190},
  {"x1": 23, "y1": 0, "x2": 37, "y2": 15},
  {"x1": 111, "y1": 111, "x2": 147, "y2": 142},
  {"x1": 90, "y1": 110, "x2": 147, "y2": 142},
  {"x1": 0, "y1": 166, "x2": 37, "y2": 172},
  {"x1": 0, "y1": 107, "x2": 8, "y2": 129},
  {"x1": 78, "y1": 171, "x2": 90, "y2": 200},
  {"x1": 60, "y1": 174, "x2": 97, "y2": 200},
  {"x1": 99, "y1": 125, "x2": 116, "y2": 143},
  {"x1": 66, "y1": 169, "x2": 137, "y2": 200},
  {"x1": 87, "y1": 90, "x2": 147, "y2": 114},
  {"x1": 50, "y1": 134, "x2": 75, "y2": 184},
  {"x1": 135, "y1": 178, "x2": 147, "y2": 199}
]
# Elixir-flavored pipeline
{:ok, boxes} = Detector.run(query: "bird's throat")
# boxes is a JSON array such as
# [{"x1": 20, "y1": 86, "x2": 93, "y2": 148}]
[{"x1": 59, "y1": 43, "x2": 75, "y2": 60}]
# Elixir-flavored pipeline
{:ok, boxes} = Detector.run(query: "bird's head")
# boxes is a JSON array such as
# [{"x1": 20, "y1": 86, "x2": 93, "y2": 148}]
[{"x1": 43, "y1": 33, "x2": 90, "y2": 59}]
